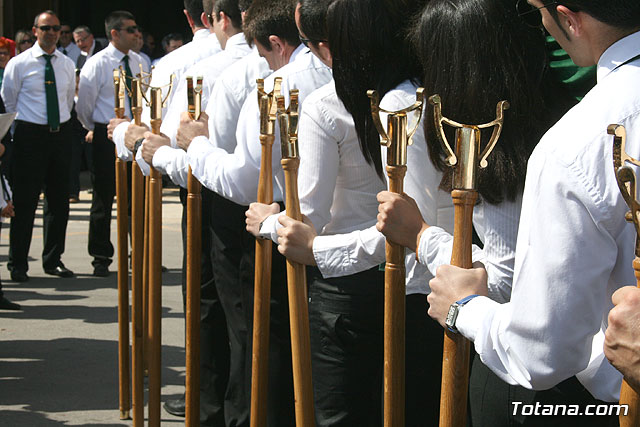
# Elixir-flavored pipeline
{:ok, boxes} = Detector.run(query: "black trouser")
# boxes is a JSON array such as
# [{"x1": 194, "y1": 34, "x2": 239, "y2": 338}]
[
  {"x1": 180, "y1": 188, "x2": 230, "y2": 426},
  {"x1": 88, "y1": 124, "x2": 115, "y2": 268},
  {"x1": 69, "y1": 109, "x2": 90, "y2": 197},
  {"x1": 8, "y1": 120, "x2": 71, "y2": 272},
  {"x1": 240, "y1": 220, "x2": 296, "y2": 427},
  {"x1": 208, "y1": 190, "x2": 253, "y2": 427},
  {"x1": 308, "y1": 268, "x2": 443, "y2": 427},
  {"x1": 469, "y1": 353, "x2": 618, "y2": 427}
]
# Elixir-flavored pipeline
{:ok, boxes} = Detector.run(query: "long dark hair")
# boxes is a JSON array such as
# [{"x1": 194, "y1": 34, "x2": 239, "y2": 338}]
[
  {"x1": 412, "y1": 0, "x2": 575, "y2": 204},
  {"x1": 327, "y1": 0, "x2": 424, "y2": 178}
]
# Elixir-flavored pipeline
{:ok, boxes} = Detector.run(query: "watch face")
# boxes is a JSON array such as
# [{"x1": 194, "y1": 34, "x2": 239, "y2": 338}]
[{"x1": 445, "y1": 304, "x2": 458, "y2": 330}]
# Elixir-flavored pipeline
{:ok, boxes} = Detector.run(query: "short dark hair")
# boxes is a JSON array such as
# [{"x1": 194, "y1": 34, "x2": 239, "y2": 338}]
[
  {"x1": 162, "y1": 33, "x2": 185, "y2": 50},
  {"x1": 33, "y1": 10, "x2": 58, "y2": 27},
  {"x1": 215, "y1": 0, "x2": 243, "y2": 30},
  {"x1": 298, "y1": 0, "x2": 330, "y2": 43},
  {"x1": 412, "y1": 0, "x2": 575, "y2": 204},
  {"x1": 73, "y1": 25, "x2": 92, "y2": 35},
  {"x1": 243, "y1": 0, "x2": 298, "y2": 50},
  {"x1": 552, "y1": 0, "x2": 640, "y2": 30},
  {"x1": 184, "y1": 0, "x2": 205, "y2": 27},
  {"x1": 238, "y1": 0, "x2": 253, "y2": 12},
  {"x1": 105, "y1": 10, "x2": 136, "y2": 40}
]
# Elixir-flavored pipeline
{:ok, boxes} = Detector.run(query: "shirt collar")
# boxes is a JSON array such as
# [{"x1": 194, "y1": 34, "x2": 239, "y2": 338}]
[
  {"x1": 107, "y1": 42, "x2": 129, "y2": 61},
  {"x1": 597, "y1": 30, "x2": 640, "y2": 82},
  {"x1": 31, "y1": 42, "x2": 63, "y2": 59},
  {"x1": 288, "y1": 44, "x2": 308, "y2": 65},
  {"x1": 193, "y1": 28, "x2": 209, "y2": 41},
  {"x1": 225, "y1": 32, "x2": 247, "y2": 50}
]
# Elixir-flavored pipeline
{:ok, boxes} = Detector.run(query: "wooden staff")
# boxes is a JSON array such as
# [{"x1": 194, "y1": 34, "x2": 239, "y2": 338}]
[
  {"x1": 276, "y1": 91, "x2": 315, "y2": 426},
  {"x1": 142, "y1": 82, "x2": 173, "y2": 427},
  {"x1": 250, "y1": 77, "x2": 282, "y2": 427},
  {"x1": 369, "y1": 88, "x2": 425, "y2": 427},
  {"x1": 143, "y1": 174, "x2": 150, "y2": 377},
  {"x1": 430, "y1": 95, "x2": 508, "y2": 427},
  {"x1": 185, "y1": 75, "x2": 204, "y2": 427},
  {"x1": 128, "y1": 74, "x2": 145, "y2": 427},
  {"x1": 610, "y1": 124, "x2": 640, "y2": 427},
  {"x1": 113, "y1": 68, "x2": 131, "y2": 421}
]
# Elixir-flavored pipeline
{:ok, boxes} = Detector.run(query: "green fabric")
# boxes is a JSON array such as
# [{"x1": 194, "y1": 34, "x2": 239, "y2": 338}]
[
  {"x1": 546, "y1": 35, "x2": 596, "y2": 101},
  {"x1": 122, "y1": 54, "x2": 133, "y2": 116},
  {"x1": 43, "y1": 54, "x2": 60, "y2": 130}
]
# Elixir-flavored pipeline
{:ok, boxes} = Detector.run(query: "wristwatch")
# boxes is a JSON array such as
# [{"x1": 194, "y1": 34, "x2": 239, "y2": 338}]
[
  {"x1": 445, "y1": 294, "x2": 479, "y2": 334},
  {"x1": 133, "y1": 137, "x2": 144, "y2": 157}
]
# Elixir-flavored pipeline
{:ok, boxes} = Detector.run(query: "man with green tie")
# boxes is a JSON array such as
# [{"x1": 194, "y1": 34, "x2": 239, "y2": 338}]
[
  {"x1": 76, "y1": 11, "x2": 149, "y2": 277},
  {"x1": 1, "y1": 10, "x2": 75, "y2": 282}
]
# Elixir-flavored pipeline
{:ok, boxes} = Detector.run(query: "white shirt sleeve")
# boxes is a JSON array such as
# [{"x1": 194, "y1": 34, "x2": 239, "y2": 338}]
[
  {"x1": 152, "y1": 145, "x2": 189, "y2": 188},
  {"x1": 136, "y1": 148, "x2": 151, "y2": 176},
  {"x1": 1, "y1": 58, "x2": 20, "y2": 114},
  {"x1": 113, "y1": 120, "x2": 134, "y2": 161},
  {"x1": 76, "y1": 60, "x2": 100, "y2": 130}
]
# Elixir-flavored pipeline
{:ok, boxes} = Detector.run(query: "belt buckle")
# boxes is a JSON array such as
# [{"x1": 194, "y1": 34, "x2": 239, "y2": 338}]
[{"x1": 49, "y1": 126, "x2": 60, "y2": 133}]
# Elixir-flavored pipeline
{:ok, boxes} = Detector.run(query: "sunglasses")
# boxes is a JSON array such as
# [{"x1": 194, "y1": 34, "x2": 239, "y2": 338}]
[
  {"x1": 516, "y1": 0, "x2": 558, "y2": 27},
  {"x1": 19, "y1": 39, "x2": 35, "y2": 45},
  {"x1": 36, "y1": 25, "x2": 62, "y2": 32},
  {"x1": 61, "y1": 30, "x2": 72, "y2": 35},
  {"x1": 298, "y1": 34, "x2": 327, "y2": 48},
  {"x1": 117, "y1": 25, "x2": 140, "y2": 34}
]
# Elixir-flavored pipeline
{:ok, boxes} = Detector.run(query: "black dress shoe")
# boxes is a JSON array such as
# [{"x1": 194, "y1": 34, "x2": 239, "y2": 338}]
[
  {"x1": 10, "y1": 270, "x2": 28, "y2": 282},
  {"x1": 93, "y1": 264, "x2": 110, "y2": 277},
  {"x1": 163, "y1": 395, "x2": 186, "y2": 417},
  {"x1": 44, "y1": 265, "x2": 75, "y2": 278},
  {"x1": 0, "y1": 296, "x2": 21, "y2": 310}
]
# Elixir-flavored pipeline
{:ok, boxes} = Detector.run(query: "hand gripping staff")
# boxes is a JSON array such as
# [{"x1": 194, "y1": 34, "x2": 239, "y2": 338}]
[
  {"x1": 250, "y1": 77, "x2": 282, "y2": 427},
  {"x1": 369, "y1": 88, "x2": 425, "y2": 427},
  {"x1": 120, "y1": 66, "x2": 148, "y2": 426},
  {"x1": 430, "y1": 95, "x2": 508, "y2": 427},
  {"x1": 185, "y1": 75, "x2": 204, "y2": 427},
  {"x1": 610, "y1": 123, "x2": 640, "y2": 427},
  {"x1": 113, "y1": 68, "x2": 131, "y2": 421},
  {"x1": 140, "y1": 77, "x2": 174, "y2": 427},
  {"x1": 277, "y1": 90, "x2": 315, "y2": 427}
]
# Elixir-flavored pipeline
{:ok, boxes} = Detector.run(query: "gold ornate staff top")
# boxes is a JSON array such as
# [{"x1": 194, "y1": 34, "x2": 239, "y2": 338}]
[
  {"x1": 429, "y1": 95, "x2": 509, "y2": 190},
  {"x1": 257, "y1": 77, "x2": 282, "y2": 137},
  {"x1": 113, "y1": 67, "x2": 126, "y2": 118},
  {"x1": 276, "y1": 89, "x2": 299, "y2": 159},
  {"x1": 186, "y1": 76, "x2": 204, "y2": 121},
  {"x1": 141, "y1": 74, "x2": 175, "y2": 122},
  {"x1": 368, "y1": 88, "x2": 425, "y2": 166},
  {"x1": 611, "y1": 124, "x2": 640, "y2": 255}
]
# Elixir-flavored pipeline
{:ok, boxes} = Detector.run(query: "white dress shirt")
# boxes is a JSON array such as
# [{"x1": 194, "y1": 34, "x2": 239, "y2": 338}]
[
  {"x1": 455, "y1": 31, "x2": 640, "y2": 402},
  {"x1": 58, "y1": 42, "x2": 81, "y2": 65},
  {"x1": 76, "y1": 43, "x2": 149, "y2": 130},
  {"x1": 151, "y1": 51, "x2": 270, "y2": 188},
  {"x1": 188, "y1": 46, "x2": 332, "y2": 205},
  {"x1": 1, "y1": 43, "x2": 75, "y2": 125},
  {"x1": 139, "y1": 33, "x2": 252, "y2": 180},
  {"x1": 307, "y1": 80, "x2": 455, "y2": 294},
  {"x1": 140, "y1": 28, "x2": 221, "y2": 123}
]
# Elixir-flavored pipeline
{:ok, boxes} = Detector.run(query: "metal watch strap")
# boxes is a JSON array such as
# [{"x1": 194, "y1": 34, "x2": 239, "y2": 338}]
[{"x1": 445, "y1": 294, "x2": 479, "y2": 334}]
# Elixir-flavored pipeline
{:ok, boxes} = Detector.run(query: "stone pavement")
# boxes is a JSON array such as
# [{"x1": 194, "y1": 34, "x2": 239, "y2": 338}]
[{"x1": 0, "y1": 185, "x2": 190, "y2": 426}]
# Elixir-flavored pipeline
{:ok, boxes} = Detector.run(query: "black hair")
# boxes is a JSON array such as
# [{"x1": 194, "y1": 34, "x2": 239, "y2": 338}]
[
  {"x1": 551, "y1": 0, "x2": 640, "y2": 31},
  {"x1": 161, "y1": 33, "x2": 185, "y2": 51},
  {"x1": 33, "y1": 10, "x2": 58, "y2": 27},
  {"x1": 298, "y1": 0, "x2": 331, "y2": 43},
  {"x1": 239, "y1": 0, "x2": 254, "y2": 12},
  {"x1": 243, "y1": 0, "x2": 298, "y2": 50},
  {"x1": 184, "y1": 0, "x2": 205, "y2": 27},
  {"x1": 328, "y1": 0, "x2": 424, "y2": 178},
  {"x1": 214, "y1": 0, "x2": 243, "y2": 30},
  {"x1": 105, "y1": 10, "x2": 135, "y2": 40},
  {"x1": 412, "y1": 0, "x2": 575, "y2": 204}
]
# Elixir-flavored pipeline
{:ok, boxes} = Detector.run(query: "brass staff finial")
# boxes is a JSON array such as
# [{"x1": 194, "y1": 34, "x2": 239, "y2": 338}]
[
  {"x1": 368, "y1": 87, "x2": 425, "y2": 167},
  {"x1": 141, "y1": 74, "x2": 175, "y2": 121},
  {"x1": 276, "y1": 90, "x2": 299, "y2": 159},
  {"x1": 186, "y1": 76, "x2": 204, "y2": 120},
  {"x1": 257, "y1": 77, "x2": 282, "y2": 136},
  {"x1": 113, "y1": 67, "x2": 126, "y2": 114},
  {"x1": 429, "y1": 95, "x2": 509, "y2": 190}
]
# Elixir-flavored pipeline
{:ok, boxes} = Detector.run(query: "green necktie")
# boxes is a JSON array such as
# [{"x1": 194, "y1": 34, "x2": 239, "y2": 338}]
[
  {"x1": 122, "y1": 54, "x2": 133, "y2": 115},
  {"x1": 43, "y1": 54, "x2": 60, "y2": 131}
]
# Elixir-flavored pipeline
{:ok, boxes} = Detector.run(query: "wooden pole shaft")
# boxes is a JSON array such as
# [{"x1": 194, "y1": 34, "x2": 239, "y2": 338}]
[
  {"x1": 250, "y1": 133, "x2": 275, "y2": 427},
  {"x1": 384, "y1": 165, "x2": 407, "y2": 427},
  {"x1": 185, "y1": 168, "x2": 202, "y2": 427},
  {"x1": 281, "y1": 157, "x2": 315, "y2": 427},
  {"x1": 619, "y1": 257, "x2": 640, "y2": 427},
  {"x1": 131, "y1": 161, "x2": 144, "y2": 426},
  {"x1": 115, "y1": 150, "x2": 131, "y2": 421},
  {"x1": 439, "y1": 189, "x2": 476, "y2": 427},
  {"x1": 148, "y1": 119, "x2": 163, "y2": 427},
  {"x1": 143, "y1": 175, "x2": 151, "y2": 376}
]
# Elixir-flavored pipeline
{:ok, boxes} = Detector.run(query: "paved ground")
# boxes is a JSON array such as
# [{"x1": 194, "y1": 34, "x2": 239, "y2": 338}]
[{"x1": 0, "y1": 182, "x2": 190, "y2": 426}]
